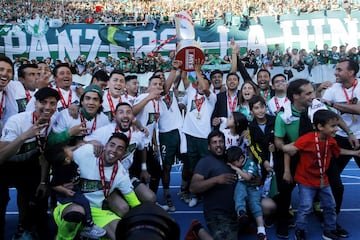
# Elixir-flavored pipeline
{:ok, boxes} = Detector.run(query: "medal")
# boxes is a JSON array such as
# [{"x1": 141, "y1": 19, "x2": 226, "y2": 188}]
[
  {"x1": 102, "y1": 198, "x2": 110, "y2": 210},
  {"x1": 196, "y1": 112, "x2": 201, "y2": 119}
]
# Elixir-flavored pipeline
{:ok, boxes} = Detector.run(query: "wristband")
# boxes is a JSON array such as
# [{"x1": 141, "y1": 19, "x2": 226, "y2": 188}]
[
  {"x1": 348, "y1": 130, "x2": 354, "y2": 135},
  {"x1": 141, "y1": 163, "x2": 147, "y2": 171}
]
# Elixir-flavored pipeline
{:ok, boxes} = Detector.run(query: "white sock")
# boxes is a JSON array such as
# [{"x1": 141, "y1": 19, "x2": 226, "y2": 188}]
[{"x1": 257, "y1": 226, "x2": 266, "y2": 234}]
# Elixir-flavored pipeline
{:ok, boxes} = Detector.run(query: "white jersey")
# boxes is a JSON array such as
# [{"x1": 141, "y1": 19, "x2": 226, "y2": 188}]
[
  {"x1": 1, "y1": 111, "x2": 56, "y2": 161},
  {"x1": 182, "y1": 85, "x2": 217, "y2": 139},
  {"x1": 322, "y1": 81, "x2": 360, "y2": 138},
  {"x1": 134, "y1": 93, "x2": 160, "y2": 146},
  {"x1": 84, "y1": 123, "x2": 145, "y2": 170},
  {"x1": 3, "y1": 81, "x2": 36, "y2": 125},
  {"x1": 267, "y1": 95, "x2": 290, "y2": 116},
  {"x1": 102, "y1": 90, "x2": 132, "y2": 122},
  {"x1": 73, "y1": 144, "x2": 133, "y2": 208},
  {"x1": 158, "y1": 90, "x2": 183, "y2": 133},
  {"x1": 52, "y1": 108, "x2": 110, "y2": 136},
  {"x1": 26, "y1": 86, "x2": 80, "y2": 113}
]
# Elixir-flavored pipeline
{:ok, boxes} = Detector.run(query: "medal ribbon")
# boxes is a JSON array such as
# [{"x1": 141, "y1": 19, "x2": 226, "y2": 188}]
[
  {"x1": 152, "y1": 100, "x2": 160, "y2": 122},
  {"x1": 314, "y1": 132, "x2": 328, "y2": 184},
  {"x1": 32, "y1": 112, "x2": 50, "y2": 153},
  {"x1": 98, "y1": 154, "x2": 118, "y2": 198},
  {"x1": 274, "y1": 96, "x2": 288, "y2": 112},
  {"x1": 0, "y1": 91, "x2": 5, "y2": 120},
  {"x1": 227, "y1": 93, "x2": 238, "y2": 113},
  {"x1": 107, "y1": 91, "x2": 122, "y2": 119},
  {"x1": 195, "y1": 93, "x2": 205, "y2": 114},
  {"x1": 342, "y1": 79, "x2": 357, "y2": 104},
  {"x1": 79, "y1": 111, "x2": 97, "y2": 135},
  {"x1": 25, "y1": 89, "x2": 32, "y2": 102},
  {"x1": 57, "y1": 87, "x2": 72, "y2": 109}
]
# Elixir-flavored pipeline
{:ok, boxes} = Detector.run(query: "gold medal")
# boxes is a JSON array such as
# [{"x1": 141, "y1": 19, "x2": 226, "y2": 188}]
[{"x1": 196, "y1": 112, "x2": 201, "y2": 119}]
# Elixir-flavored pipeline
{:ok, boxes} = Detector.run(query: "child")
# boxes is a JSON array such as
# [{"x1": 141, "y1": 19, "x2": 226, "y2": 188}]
[
  {"x1": 44, "y1": 144, "x2": 107, "y2": 239},
  {"x1": 227, "y1": 146, "x2": 267, "y2": 240},
  {"x1": 219, "y1": 111, "x2": 249, "y2": 153},
  {"x1": 248, "y1": 96, "x2": 277, "y2": 224},
  {"x1": 282, "y1": 109, "x2": 360, "y2": 240}
]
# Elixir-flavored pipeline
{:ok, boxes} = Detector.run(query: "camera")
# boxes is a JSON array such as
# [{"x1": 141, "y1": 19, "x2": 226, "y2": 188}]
[{"x1": 116, "y1": 203, "x2": 180, "y2": 240}]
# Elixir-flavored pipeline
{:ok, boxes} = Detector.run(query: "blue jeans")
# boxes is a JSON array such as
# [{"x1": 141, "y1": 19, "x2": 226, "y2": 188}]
[
  {"x1": 296, "y1": 184, "x2": 337, "y2": 232},
  {"x1": 57, "y1": 191, "x2": 92, "y2": 224},
  {"x1": 234, "y1": 181, "x2": 262, "y2": 217}
]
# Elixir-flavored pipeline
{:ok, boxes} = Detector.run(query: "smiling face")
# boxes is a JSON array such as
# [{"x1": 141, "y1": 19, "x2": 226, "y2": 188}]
[
  {"x1": 126, "y1": 78, "x2": 139, "y2": 97},
  {"x1": 226, "y1": 74, "x2": 240, "y2": 91},
  {"x1": 241, "y1": 82, "x2": 256, "y2": 102},
  {"x1": 208, "y1": 135, "x2": 225, "y2": 157},
  {"x1": 257, "y1": 70, "x2": 271, "y2": 90},
  {"x1": 35, "y1": 96, "x2": 58, "y2": 123},
  {"x1": 0, "y1": 61, "x2": 13, "y2": 91},
  {"x1": 103, "y1": 137, "x2": 127, "y2": 166},
  {"x1": 335, "y1": 61, "x2": 354, "y2": 85},
  {"x1": 54, "y1": 66, "x2": 73, "y2": 90},
  {"x1": 250, "y1": 101, "x2": 266, "y2": 121},
  {"x1": 317, "y1": 118, "x2": 339, "y2": 138},
  {"x1": 81, "y1": 91, "x2": 101, "y2": 116},
  {"x1": 108, "y1": 73, "x2": 126, "y2": 98},
  {"x1": 115, "y1": 104, "x2": 134, "y2": 132},
  {"x1": 211, "y1": 73, "x2": 223, "y2": 89}
]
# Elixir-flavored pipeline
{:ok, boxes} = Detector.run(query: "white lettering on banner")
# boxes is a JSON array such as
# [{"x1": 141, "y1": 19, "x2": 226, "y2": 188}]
[
  {"x1": 1, "y1": 17, "x2": 359, "y2": 61},
  {"x1": 29, "y1": 36, "x2": 51, "y2": 60},
  {"x1": 247, "y1": 25, "x2": 267, "y2": 54},
  {"x1": 328, "y1": 18, "x2": 358, "y2": 47},
  {"x1": 86, "y1": 29, "x2": 102, "y2": 61},
  {"x1": 217, "y1": 25, "x2": 229, "y2": 58},
  {"x1": 312, "y1": 19, "x2": 325, "y2": 46},
  {"x1": 4, "y1": 29, "x2": 27, "y2": 60},
  {"x1": 57, "y1": 29, "x2": 82, "y2": 61}
]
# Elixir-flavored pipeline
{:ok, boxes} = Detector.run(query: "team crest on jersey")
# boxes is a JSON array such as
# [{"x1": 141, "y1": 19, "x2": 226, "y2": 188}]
[
  {"x1": 16, "y1": 98, "x2": 28, "y2": 113},
  {"x1": 147, "y1": 113, "x2": 159, "y2": 125}
]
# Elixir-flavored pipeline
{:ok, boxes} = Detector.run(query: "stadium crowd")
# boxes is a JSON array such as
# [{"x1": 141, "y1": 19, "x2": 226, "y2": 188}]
[
  {"x1": 1, "y1": 35, "x2": 360, "y2": 240},
  {"x1": 0, "y1": 0, "x2": 359, "y2": 25}
]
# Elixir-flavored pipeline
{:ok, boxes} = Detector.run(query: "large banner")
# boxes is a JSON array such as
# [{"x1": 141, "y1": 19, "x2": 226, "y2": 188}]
[{"x1": 0, "y1": 10, "x2": 359, "y2": 62}]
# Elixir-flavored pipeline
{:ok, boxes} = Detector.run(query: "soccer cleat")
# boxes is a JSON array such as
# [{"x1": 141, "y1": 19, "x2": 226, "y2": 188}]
[
  {"x1": 165, "y1": 194, "x2": 176, "y2": 212},
  {"x1": 188, "y1": 197, "x2": 198, "y2": 207},
  {"x1": 335, "y1": 223, "x2": 349, "y2": 238},
  {"x1": 178, "y1": 191, "x2": 191, "y2": 203},
  {"x1": 80, "y1": 224, "x2": 107, "y2": 239},
  {"x1": 257, "y1": 232, "x2": 267, "y2": 240},
  {"x1": 322, "y1": 230, "x2": 340, "y2": 240}
]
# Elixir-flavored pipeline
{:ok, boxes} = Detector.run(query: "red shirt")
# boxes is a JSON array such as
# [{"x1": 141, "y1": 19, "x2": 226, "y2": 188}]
[{"x1": 294, "y1": 132, "x2": 341, "y2": 188}]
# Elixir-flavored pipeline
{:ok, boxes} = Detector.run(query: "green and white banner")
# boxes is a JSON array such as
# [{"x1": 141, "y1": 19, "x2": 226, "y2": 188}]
[{"x1": 0, "y1": 10, "x2": 359, "y2": 62}]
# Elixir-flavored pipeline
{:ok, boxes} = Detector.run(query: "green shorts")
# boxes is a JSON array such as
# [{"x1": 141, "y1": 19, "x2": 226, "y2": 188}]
[
  {"x1": 159, "y1": 129, "x2": 180, "y2": 166},
  {"x1": 53, "y1": 203, "x2": 121, "y2": 239}
]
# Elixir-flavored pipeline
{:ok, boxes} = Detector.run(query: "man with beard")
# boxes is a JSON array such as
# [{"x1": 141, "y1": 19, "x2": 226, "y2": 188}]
[
  {"x1": 0, "y1": 87, "x2": 60, "y2": 240},
  {"x1": 256, "y1": 69, "x2": 275, "y2": 103},
  {"x1": 180, "y1": 60, "x2": 217, "y2": 208},
  {"x1": 0, "y1": 56, "x2": 14, "y2": 137},
  {"x1": 209, "y1": 69, "x2": 226, "y2": 94},
  {"x1": 53, "y1": 133, "x2": 140, "y2": 240},
  {"x1": 211, "y1": 72, "x2": 241, "y2": 129},
  {"x1": 190, "y1": 130, "x2": 238, "y2": 240},
  {"x1": 84, "y1": 102, "x2": 156, "y2": 215}
]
